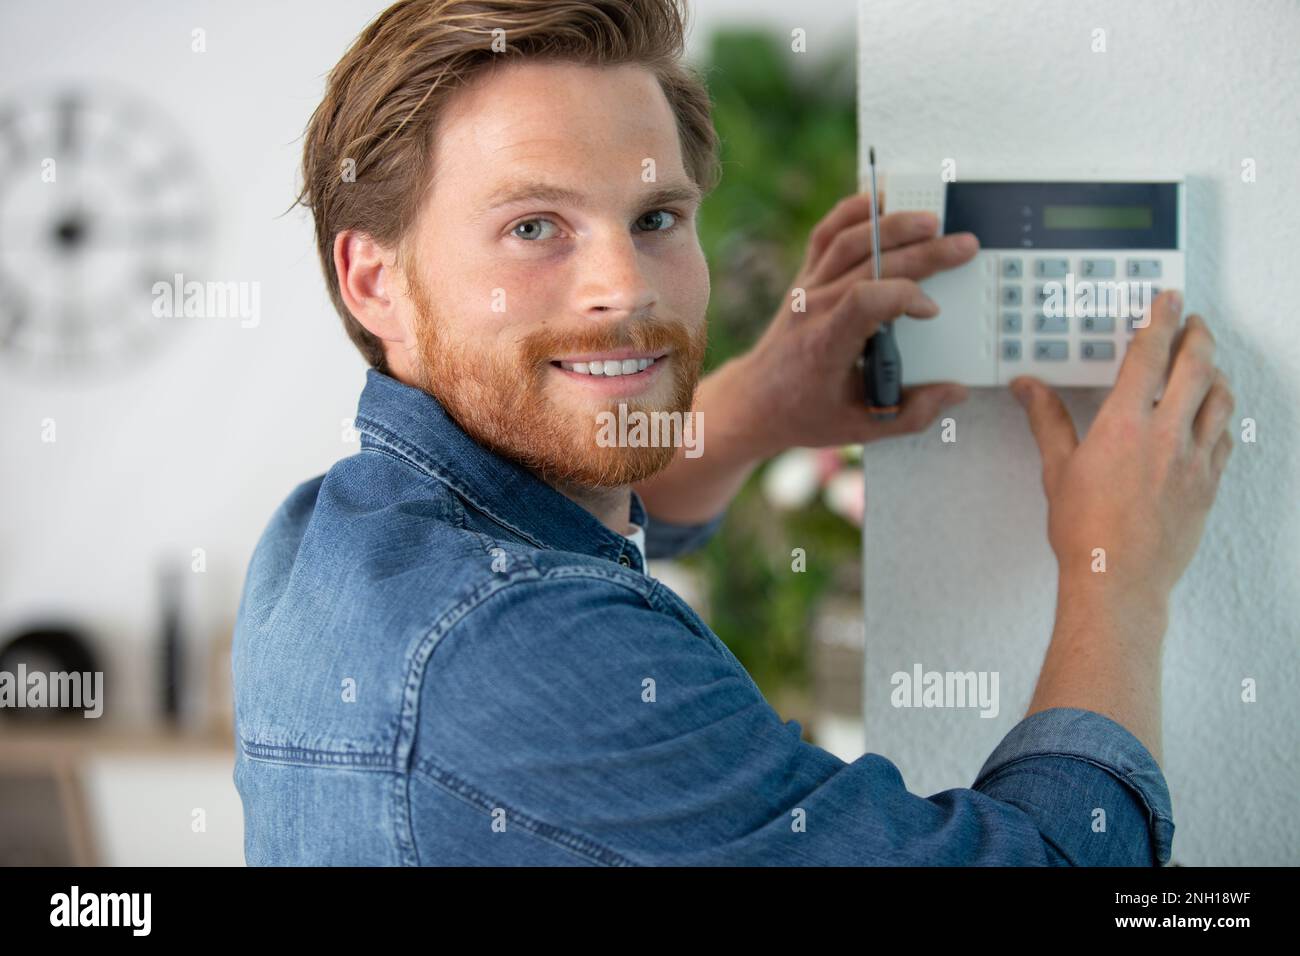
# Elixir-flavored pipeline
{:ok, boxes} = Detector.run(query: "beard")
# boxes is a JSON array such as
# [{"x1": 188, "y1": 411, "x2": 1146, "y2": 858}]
[{"x1": 404, "y1": 267, "x2": 708, "y2": 489}]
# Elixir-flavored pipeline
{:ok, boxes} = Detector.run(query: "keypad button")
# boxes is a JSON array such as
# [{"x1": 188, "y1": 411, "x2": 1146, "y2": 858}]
[
  {"x1": 1033, "y1": 340, "x2": 1068, "y2": 361},
  {"x1": 1001, "y1": 286, "x2": 1023, "y2": 306},
  {"x1": 1033, "y1": 312, "x2": 1068, "y2": 334},
  {"x1": 1001, "y1": 311, "x2": 1023, "y2": 333},
  {"x1": 1080, "y1": 315, "x2": 1116, "y2": 333},
  {"x1": 1126, "y1": 258, "x2": 1162, "y2": 278},
  {"x1": 1035, "y1": 258, "x2": 1069, "y2": 278},
  {"x1": 1081, "y1": 258, "x2": 1116, "y2": 278},
  {"x1": 1081, "y1": 341, "x2": 1116, "y2": 360},
  {"x1": 1001, "y1": 258, "x2": 1023, "y2": 278},
  {"x1": 1001, "y1": 340, "x2": 1021, "y2": 360}
]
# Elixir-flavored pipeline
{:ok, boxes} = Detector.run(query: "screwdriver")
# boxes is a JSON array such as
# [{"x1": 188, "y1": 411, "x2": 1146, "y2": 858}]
[{"x1": 862, "y1": 146, "x2": 901, "y2": 419}]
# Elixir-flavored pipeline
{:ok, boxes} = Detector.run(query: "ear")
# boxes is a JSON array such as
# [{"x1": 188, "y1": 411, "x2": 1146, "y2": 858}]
[{"x1": 333, "y1": 229, "x2": 411, "y2": 348}]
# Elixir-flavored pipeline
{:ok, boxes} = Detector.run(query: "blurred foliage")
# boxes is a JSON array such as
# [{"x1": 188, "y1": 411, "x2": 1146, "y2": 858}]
[{"x1": 680, "y1": 29, "x2": 862, "y2": 702}]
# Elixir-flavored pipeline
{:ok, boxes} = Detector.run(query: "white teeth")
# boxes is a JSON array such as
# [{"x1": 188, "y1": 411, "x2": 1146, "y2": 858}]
[{"x1": 556, "y1": 356, "x2": 660, "y2": 376}]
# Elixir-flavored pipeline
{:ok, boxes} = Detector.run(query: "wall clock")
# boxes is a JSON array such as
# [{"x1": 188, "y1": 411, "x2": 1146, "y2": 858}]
[{"x1": 0, "y1": 85, "x2": 212, "y2": 376}]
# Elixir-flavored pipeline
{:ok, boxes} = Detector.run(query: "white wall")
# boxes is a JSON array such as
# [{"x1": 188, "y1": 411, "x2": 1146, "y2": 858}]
[
  {"x1": 858, "y1": 0, "x2": 1300, "y2": 865},
  {"x1": 0, "y1": 1, "x2": 386, "y2": 729}
]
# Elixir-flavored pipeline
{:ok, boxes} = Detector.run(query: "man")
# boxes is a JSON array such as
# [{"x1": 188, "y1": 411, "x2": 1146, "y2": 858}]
[{"x1": 233, "y1": 0, "x2": 1233, "y2": 865}]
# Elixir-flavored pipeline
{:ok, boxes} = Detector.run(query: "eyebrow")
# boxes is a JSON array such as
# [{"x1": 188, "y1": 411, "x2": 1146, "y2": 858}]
[{"x1": 477, "y1": 177, "x2": 704, "y2": 217}]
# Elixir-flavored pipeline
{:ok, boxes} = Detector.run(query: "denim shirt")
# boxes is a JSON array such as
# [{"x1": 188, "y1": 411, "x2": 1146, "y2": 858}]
[{"x1": 231, "y1": 368, "x2": 1175, "y2": 866}]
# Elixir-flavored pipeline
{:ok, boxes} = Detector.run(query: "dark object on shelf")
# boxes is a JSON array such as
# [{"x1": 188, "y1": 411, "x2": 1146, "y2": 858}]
[
  {"x1": 159, "y1": 562, "x2": 184, "y2": 723},
  {"x1": 0, "y1": 624, "x2": 101, "y2": 722}
]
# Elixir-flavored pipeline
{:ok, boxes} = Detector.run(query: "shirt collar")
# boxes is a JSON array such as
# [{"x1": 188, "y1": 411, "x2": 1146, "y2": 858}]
[{"x1": 352, "y1": 368, "x2": 646, "y2": 570}]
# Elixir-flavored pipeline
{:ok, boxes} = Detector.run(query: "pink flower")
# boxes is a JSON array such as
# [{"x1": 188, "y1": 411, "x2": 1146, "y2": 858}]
[{"x1": 823, "y1": 469, "x2": 865, "y2": 527}]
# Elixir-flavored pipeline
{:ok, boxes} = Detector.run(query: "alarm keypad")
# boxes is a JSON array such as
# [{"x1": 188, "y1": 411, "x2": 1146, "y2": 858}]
[
  {"x1": 993, "y1": 252, "x2": 1171, "y2": 379},
  {"x1": 881, "y1": 173, "x2": 1184, "y2": 388}
]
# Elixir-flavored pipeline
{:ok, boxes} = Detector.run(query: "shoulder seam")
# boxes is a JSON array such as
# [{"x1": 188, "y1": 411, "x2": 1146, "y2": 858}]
[{"x1": 411, "y1": 755, "x2": 638, "y2": 866}]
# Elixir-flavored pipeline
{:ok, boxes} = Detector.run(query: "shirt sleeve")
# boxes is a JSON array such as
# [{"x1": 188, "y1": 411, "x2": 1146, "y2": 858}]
[
  {"x1": 640, "y1": 508, "x2": 726, "y2": 560},
  {"x1": 972, "y1": 707, "x2": 1176, "y2": 866},
  {"x1": 411, "y1": 572, "x2": 1149, "y2": 866}
]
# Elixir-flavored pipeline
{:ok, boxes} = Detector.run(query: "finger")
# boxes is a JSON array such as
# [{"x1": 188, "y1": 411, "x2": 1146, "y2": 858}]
[
  {"x1": 827, "y1": 232, "x2": 980, "y2": 290},
  {"x1": 826, "y1": 278, "x2": 938, "y2": 352},
  {"x1": 808, "y1": 211, "x2": 941, "y2": 286},
  {"x1": 804, "y1": 194, "x2": 878, "y2": 273},
  {"x1": 1210, "y1": 427, "x2": 1234, "y2": 476},
  {"x1": 1112, "y1": 289, "x2": 1184, "y2": 412},
  {"x1": 863, "y1": 382, "x2": 969, "y2": 437},
  {"x1": 1011, "y1": 376, "x2": 1079, "y2": 493},
  {"x1": 1193, "y1": 368, "x2": 1235, "y2": 449},
  {"x1": 1160, "y1": 313, "x2": 1218, "y2": 428}
]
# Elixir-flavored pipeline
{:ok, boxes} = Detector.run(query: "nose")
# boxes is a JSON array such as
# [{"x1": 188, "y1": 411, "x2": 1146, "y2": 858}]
[{"x1": 574, "y1": 228, "x2": 657, "y2": 323}]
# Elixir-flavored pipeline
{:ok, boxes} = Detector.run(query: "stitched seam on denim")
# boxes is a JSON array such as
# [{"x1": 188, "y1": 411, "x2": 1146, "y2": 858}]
[
  {"x1": 405, "y1": 570, "x2": 730, "y2": 867},
  {"x1": 644, "y1": 577, "x2": 710, "y2": 631},
  {"x1": 357, "y1": 445, "x2": 470, "y2": 532},
  {"x1": 393, "y1": 554, "x2": 743, "y2": 867},
  {"x1": 448, "y1": 490, "x2": 469, "y2": 531},
  {"x1": 543, "y1": 563, "x2": 656, "y2": 595},
  {"x1": 357, "y1": 443, "x2": 417, "y2": 473},
  {"x1": 392, "y1": 563, "x2": 554, "y2": 867},
  {"x1": 538, "y1": 565, "x2": 741, "y2": 662},
  {"x1": 356, "y1": 419, "x2": 549, "y2": 549},
  {"x1": 412, "y1": 756, "x2": 636, "y2": 867},
  {"x1": 538, "y1": 567, "x2": 749, "y2": 684},
  {"x1": 240, "y1": 739, "x2": 394, "y2": 769},
  {"x1": 465, "y1": 528, "x2": 535, "y2": 574},
  {"x1": 357, "y1": 417, "x2": 633, "y2": 561},
  {"x1": 395, "y1": 771, "x2": 419, "y2": 866},
  {"x1": 975, "y1": 753, "x2": 1174, "y2": 835}
]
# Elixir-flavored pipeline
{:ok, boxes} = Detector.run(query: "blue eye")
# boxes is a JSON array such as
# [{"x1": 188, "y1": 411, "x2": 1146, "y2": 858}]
[
  {"x1": 512, "y1": 219, "x2": 559, "y2": 241},
  {"x1": 509, "y1": 210, "x2": 682, "y2": 242},
  {"x1": 637, "y1": 210, "x2": 678, "y2": 232}
]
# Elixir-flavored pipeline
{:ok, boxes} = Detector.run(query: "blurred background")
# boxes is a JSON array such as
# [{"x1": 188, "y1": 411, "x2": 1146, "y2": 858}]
[{"x1": 0, "y1": 0, "x2": 864, "y2": 866}]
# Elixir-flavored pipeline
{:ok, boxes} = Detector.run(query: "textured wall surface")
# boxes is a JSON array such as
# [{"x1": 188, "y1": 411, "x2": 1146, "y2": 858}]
[{"x1": 857, "y1": 0, "x2": 1299, "y2": 865}]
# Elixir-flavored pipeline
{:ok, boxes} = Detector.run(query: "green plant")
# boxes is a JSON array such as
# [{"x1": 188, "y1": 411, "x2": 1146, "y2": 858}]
[{"x1": 682, "y1": 28, "x2": 862, "y2": 704}]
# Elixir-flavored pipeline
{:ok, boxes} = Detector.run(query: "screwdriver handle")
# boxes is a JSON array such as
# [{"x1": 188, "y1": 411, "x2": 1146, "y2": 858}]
[{"x1": 863, "y1": 323, "x2": 901, "y2": 419}]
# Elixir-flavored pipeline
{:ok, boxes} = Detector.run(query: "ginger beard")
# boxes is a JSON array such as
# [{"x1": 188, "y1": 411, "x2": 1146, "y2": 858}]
[{"x1": 404, "y1": 261, "x2": 708, "y2": 489}]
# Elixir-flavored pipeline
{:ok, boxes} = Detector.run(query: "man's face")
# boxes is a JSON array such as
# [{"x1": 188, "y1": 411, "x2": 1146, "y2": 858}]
[{"x1": 398, "y1": 60, "x2": 710, "y2": 489}]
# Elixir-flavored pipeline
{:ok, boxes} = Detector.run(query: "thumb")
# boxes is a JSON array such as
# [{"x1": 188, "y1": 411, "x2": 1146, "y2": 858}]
[{"x1": 1011, "y1": 376, "x2": 1078, "y2": 492}]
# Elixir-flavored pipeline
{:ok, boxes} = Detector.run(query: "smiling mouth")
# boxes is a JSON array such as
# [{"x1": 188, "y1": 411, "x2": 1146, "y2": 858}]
[{"x1": 548, "y1": 352, "x2": 668, "y2": 377}]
